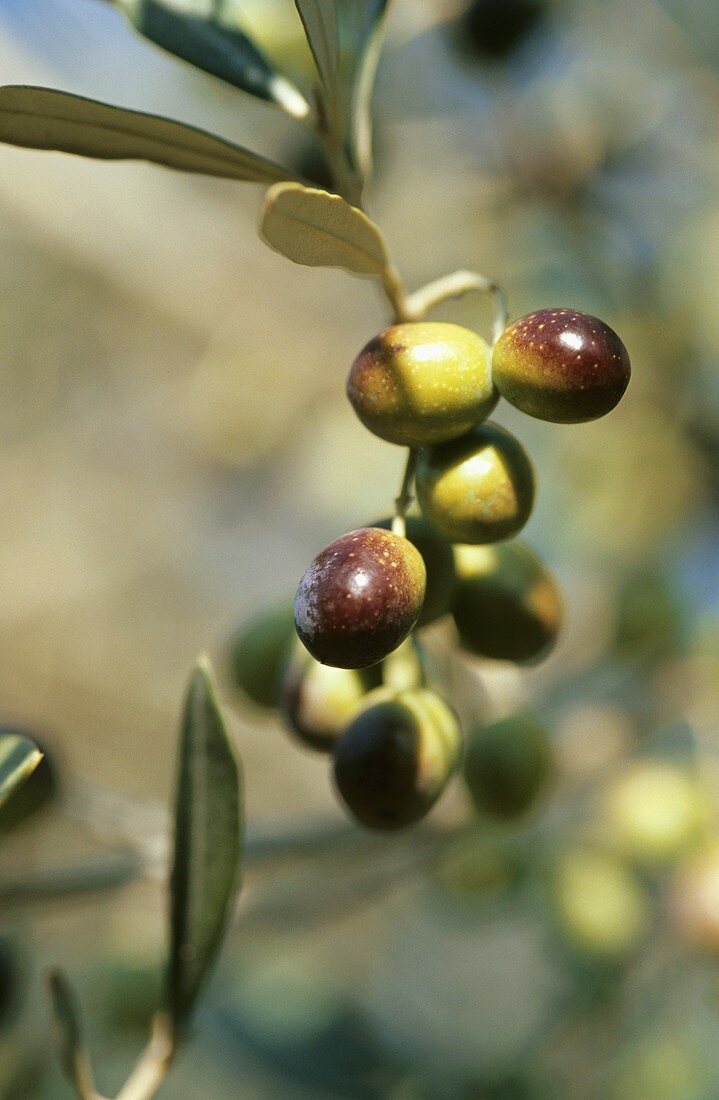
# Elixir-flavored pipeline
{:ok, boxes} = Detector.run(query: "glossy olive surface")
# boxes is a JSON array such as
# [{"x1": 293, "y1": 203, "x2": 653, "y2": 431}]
[
  {"x1": 415, "y1": 422, "x2": 535, "y2": 544},
  {"x1": 452, "y1": 541, "x2": 562, "y2": 662},
  {"x1": 492, "y1": 308, "x2": 631, "y2": 423},
  {"x1": 227, "y1": 603, "x2": 295, "y2": 708},
  {"x1": 347, "y1": 322, "x2": 496, "y2": 447},
  {"x1": 463, "y1": 713, "x2": 553, "y2": 819},
  {"x1": 332, "y1": 688, "x2": 462, "y2": 830},
  {"x1": 0, "y1": 729, "x2": 59, "y2": 834},
  {"x1": 373, "y1": 515, "x2": 457, "y2": 626},
  {"x1": 280, "y1": 652, "x2": 371, "y2": 752},
  {"x1": 294, "y1": 528, "x2": 426, "y2": 669}
]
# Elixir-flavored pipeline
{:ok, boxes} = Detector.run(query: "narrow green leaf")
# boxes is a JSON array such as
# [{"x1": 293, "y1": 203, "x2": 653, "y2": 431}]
[
  {"x1": 165, "y1": 656, "x2": 243, "y2": 1036},
  {"x1": 294, "y1": 0, "x2": 388, "y2": 172},
  {"x1": 260, "y1": 181, "x2": 389, "y2": 276},
  {"x1": 0, "y1": 733, "x2": 43, "y2": 811},
  {"x1": 47, "y1": 970, "x2": 95, "y2": 1099},
  {"x1": 0, "y1": 85, "x2": 299, "y2": 184},
  {"x1": 115, "y1": 0, "x2": 310, "y2": 119}
]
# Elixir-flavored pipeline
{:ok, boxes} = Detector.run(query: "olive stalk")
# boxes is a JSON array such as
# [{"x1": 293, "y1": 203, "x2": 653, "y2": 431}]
[
  {"x1": 391, "y1": 448, "x2": 418, "y2": 539},
  {"x1": 403, "y1": 269, "x2": 510, "y2": 342},
  {"x1": 115, "y1": 1017, "x2": 175, "y2": 1100}
]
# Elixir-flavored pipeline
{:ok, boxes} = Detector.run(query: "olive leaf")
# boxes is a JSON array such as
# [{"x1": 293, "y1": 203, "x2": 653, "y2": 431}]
[
  {"x1": 0, "y1": 86, "x2": 300, "y2": 183},
  {"x1": 0, "y1": 732, "x2": 43, "y2": 811},
  {"x1": 110, "y1": 0, "x2": 310, "y2": 120},
  {"x1": 294, "y1": 0, "x2": 389, "y2": 173},
  {"x1": 260, "y1": 182, "x2": 390, "y2": 276},
  {"x1": 47, "y1": 970, "x2": 95, "y2": 1100},
  {"x1": 165, "y1": 656, "x2": 243, "y2": 1037}
]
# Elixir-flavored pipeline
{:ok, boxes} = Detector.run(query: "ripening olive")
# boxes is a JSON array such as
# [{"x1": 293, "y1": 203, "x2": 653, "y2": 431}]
[
  {"x1": 452, "y1": 541, "x2": 562, "y2": 663},
  {"x1": 463, "y1": 713, "x2": 553, "y2": 819},
  {"x1": 294, "y1": 528, "x2": 426, "y2": 669},
  {"x1": 372, "y1": 515, "x2": 457, "y2": 626},
  {"x1": 415, "y1": 422, "x2": 535, "y2": 544},
  {"x1": 492, "y1": 308, "x2": 631, "y2": 423},
  {"x1": 227, "y1": 603, "x2": 295, "y2": 708},
  {"x1": 332, "y1": 688, "x2": 462, "y2": 830},
  {"x1": 347, "y1": 322, "x2": 496, "y2": 447},
  {"x1": 460, "y1": 0, "x2": 547, "y2": 60},
  {"x1": 0, "y1": 729, "x2": 58, "y2": 834},
  {"x1": 280, "y1": 651, "x2": 373, "y2": 752}
]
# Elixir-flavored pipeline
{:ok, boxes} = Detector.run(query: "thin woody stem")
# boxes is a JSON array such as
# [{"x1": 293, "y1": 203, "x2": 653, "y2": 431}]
[
  {"x1": 114, "y1": 1016, "x2": 174, "y2": 1100},
  {"x1": 391, "y1": 449, "x2": 418, "y2": 538},
  {"x1": 403, "y1": 269, "x2": 509, "y2": 341}
]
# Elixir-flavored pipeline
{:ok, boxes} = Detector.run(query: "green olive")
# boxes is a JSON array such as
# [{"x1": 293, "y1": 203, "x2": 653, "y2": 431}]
[
  {"x1": 492, "y1": 308, "x2": 631, "y2": 423},
  {"x1": 612, "y1": 567, "x2": 687, "y2": 664},
  {"x1": 347, "y1": 322, "x2": 497, "y2": 447},
  {"x1": 372, "y1": 515, "x2": 457, "y2": 626},
  {"x1": 279, "y1": 650, "x2": 373, "y2": 752},
  {"x1": 294, "y1": 528, "x2": 426, "y2": 669},
  {"x1": 0, "y1": 730, "x2": 59, "y2": 834},
  {"x1": 415, "y1": 422, "x2": 535, "y2": 544},
  {"x1": 332, "y1": 688, "x2": 462, "y2": 830},
  {"x1": 227, "y1": 603, "x2": 295, "y2": 708},
  {"x1": 463, "y1": 713, "x2": 552, "y2": 819},
  {"x1": 553, "y1": 848, "x2": 649, "y2": 959},
  {"x1": 452, "y1": 541, "x2": 562, "y2": 663}
]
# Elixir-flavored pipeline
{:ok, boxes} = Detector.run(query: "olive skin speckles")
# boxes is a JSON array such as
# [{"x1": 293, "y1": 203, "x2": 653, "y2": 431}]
[
  {"x1": 332, "y1": 688, "x2": 462, "y2": 830},
  {"x1": 294, "y1": 528, "x2": 427, "y2": 669},
  {"x1": 492, "y1": 308, "x2": 631, "y2": 423},
  {"x1": 415, "y1": 422, "x2": 535, "y2": 544},
  {"x1": 347, "y1": 322, "x2": 497, "y2": 447},
  {"x1": 372, "y1": 514, "x2": 458, "y2": 627}
]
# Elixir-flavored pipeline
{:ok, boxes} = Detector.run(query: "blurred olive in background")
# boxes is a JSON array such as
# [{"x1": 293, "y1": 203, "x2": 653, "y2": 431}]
[
  {"x1": 373, "y1": 516, "x2": 458, "y2": 627},
  {"x1": 602, "y1": 760, "x2": 710, "y2": 867},
  {"x1": 0, "y1": 729, "x2": 59, "y2": 834},
  {"x1": 552, "y1": 849, "x2": 650, "y2": 960},
  {"x1": 332, "y1": 688, "x2": 462, "y2": 830},
  {"x1": 670, "y1": 842, "x2": 719, "y2": 954},
  {"x1": 612, "y1": 567, "x2": 688, "y2": 665},
  {"x1": 463, "y1": 713, "x2": 553, "y2": 819},
  {"x1": 226, "y1": 602, "x2": 296, "y2": 708},
  {"x1": 457, "y1": 0, "x2": 548, "y2": 61},
  {"x1": 452, "y1": 542, "x2": 562, "y2": 664}
]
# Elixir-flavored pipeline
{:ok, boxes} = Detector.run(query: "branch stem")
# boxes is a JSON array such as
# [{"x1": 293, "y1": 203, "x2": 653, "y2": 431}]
[
  {"x1": 115, "y1": 1016, "x2": 174, "y2": 1100},
  {"x1": 391, "y1": 449, "x2": 418, "y2": 538},
  {"x1": 403, "y1": 269, "x2": 509, "y2": 340}
]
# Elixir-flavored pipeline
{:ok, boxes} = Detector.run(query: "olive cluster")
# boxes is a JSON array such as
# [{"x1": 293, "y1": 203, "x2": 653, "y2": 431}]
[{"x1": 230, "y1": 307, "x2": 630, "y2": 831}]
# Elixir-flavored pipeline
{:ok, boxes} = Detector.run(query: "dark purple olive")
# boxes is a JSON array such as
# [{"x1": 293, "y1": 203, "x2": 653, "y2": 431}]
[
  {"x1": 492, "y1": 308, "x2": 631, "y2": 423},
  {"x1": 294, "y1": 528, "x2": 426, "y2": 669}
]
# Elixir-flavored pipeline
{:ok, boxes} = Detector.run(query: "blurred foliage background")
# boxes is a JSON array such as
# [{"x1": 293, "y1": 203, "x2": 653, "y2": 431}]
[{"x1": 1, "y1": 0, "x2": 719, "y2": 1096}]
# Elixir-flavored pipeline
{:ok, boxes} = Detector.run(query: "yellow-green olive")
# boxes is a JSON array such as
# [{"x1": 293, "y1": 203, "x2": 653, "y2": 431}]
[
  {"x1": 415, "y1": 422, "x2": 535, "y2": 544},
  {"x1": 280, "y1": 651, "x2": 372, "y2": 752},
  {"x1": 452, "y1": 541, "x2": 562, "y2": 663},
  {"x1": 227, "y1": 603, "x2": 296, "y2": 708},
  {"x1": 347, "y1": 322, "x2": 497, "y2": 447},
  {"x1": 492, "y1": 308, "x2": 631, "y2": 423},
  {"x1": 294, "y1": 528, "x2": 426, "y2": 669},
  {"x1": 552, "y1": 848, "x2": 649, "y2": 959},
  {"x1": 372, "y1": 515, "x2": 457, "y2": 626},
  {"x1": 463, "y1": 713, "x2": 553, "y2": 819},
  {"x1": 332, "y1": 688, "x2": 462, "y2": 830}
]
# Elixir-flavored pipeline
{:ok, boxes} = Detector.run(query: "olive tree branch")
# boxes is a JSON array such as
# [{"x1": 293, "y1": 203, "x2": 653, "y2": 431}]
[
  {"x1": 391, "y1": 449, "x2": 418, "y2": 538},
  {"x1": 403, "y1": 269, "x2": 510, "y2": 341}
]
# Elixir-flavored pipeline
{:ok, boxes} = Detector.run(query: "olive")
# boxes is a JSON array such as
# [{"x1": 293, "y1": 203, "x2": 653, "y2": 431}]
[
  {"x1": 415, "y1": 422, "x2": 535, "y2": 544},
  {"x1": 372, "y1": 515, "x2": 457, "y2": 626},
  {"x1": 332, "y1": 688, "x2": 462, "y2": 830},
  {"x1": 452, "y1": 541, "x2": 562, "y2": 663},
  {"x1": 279, "y1": 651, "x2": 373, "y2": 752},
  {"x1": 463, "y1": 713, "x2": 552, "y2": 819},
  {"x1": 612, "y1": 567, "x2": 687, "y2": 664},
  {"x1": 603, "y1": 762, "x2": 709, "y2": 867},
  {"x1": 553, "y1": 849, "x2": 649, "y2": 959},
  {"x1": 227, "y1": 603, "x2": 295, "y2": 708},
  {"x1": 460, "y1": 0, "x2": 547, "y2": 60},
  {"x1": 347, "y1": 322, "x2": 496, "y2": 447},
  {"x1": 294, "y1": 528, "x2": 426, "y2": 669},
  {"x1": 492, "y1": 308, "x2": 631, "y2": 423},
  {"x1": 0, "y1": 729, "x2": 58, "y2": 834}
]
